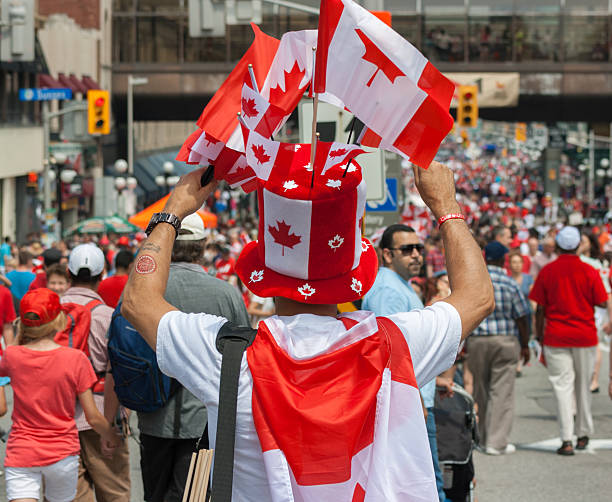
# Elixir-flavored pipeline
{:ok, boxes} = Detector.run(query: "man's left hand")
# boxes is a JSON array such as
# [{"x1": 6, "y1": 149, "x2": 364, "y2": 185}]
[
  {"x1": 436, "y1": 376, "x2": 454, "y2": 399},
  {"x1": 163, "y1": 166, "x2": 218, "y2": 221}
]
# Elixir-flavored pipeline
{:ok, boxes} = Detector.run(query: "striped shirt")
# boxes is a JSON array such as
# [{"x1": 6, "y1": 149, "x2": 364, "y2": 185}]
[{"x1": 472, "y1": 265, "x2": 530, "y2": 337}]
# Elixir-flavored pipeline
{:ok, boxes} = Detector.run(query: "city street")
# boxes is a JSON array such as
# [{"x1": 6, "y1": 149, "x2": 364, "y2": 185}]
[{"x1": 0, "y1": 343, "x2": 609, "y2": 501}]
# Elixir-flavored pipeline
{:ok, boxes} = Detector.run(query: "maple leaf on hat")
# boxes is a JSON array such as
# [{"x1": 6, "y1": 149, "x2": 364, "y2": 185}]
[
  {"x1": 328, "y1": 234, "x2": 344, "y2": 250},
  {"x1": 283, "y1": 180, "x2": 298, "y2": 191},
  {"x1": 355, "y1": 29, "x2": 405, "y2": 87},
  {"x1": 361, "y1": 240, "x2": 370, "y2": 252},
  {"x1": 326, "y1": 179, "x2": 342, "y2": 189},
  {"x1": 241, "y1": 97, "x2": 259, "y2": 118},
  {"x1": 252, "y1": 144, "x2": 271, "y2": 165},
  {"x1": 269, "y1": 220, "x2": 301, "y2": 256},
  {"x1": 329, "y1": 148, "x2": 348, "y2": 158},
  {"x1": 350, "y1": 278, "x2": 363, "y2": 295},
  {"x1": 297, "y1": 283, "x2": 316, "y2": 299},
  {"x1": 304, "y1": 162, "x2": 312, "y2": 172},
  {"x1": 249, "y1": 270, "x2": 264, "y2": 283}
]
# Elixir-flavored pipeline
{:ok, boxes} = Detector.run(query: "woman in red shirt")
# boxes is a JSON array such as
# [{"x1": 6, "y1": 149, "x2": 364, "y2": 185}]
[{"x1": 0, "y1": 288, "x2": 119, "y2": 502}]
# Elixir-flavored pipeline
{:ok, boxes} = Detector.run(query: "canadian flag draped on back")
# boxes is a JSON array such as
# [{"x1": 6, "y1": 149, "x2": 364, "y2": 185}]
[{"x1": 315, "y1": 0, "x2": 454, "y2": 168}]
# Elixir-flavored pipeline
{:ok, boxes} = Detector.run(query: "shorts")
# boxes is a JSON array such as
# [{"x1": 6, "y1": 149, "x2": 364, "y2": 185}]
[{"x1": 5, "y1": 455, "x2": 78, "y2": 502}]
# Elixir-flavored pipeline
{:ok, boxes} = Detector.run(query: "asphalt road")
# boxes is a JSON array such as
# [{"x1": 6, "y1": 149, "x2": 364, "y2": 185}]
[{"x1": 0, "y1": 342, "x2": 610, "y2": 501}]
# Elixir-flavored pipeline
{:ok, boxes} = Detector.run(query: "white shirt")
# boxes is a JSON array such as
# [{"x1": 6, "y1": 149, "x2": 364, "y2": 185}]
[{"x1": 157, "y1": 301, "x2": 461, "y2": 501}]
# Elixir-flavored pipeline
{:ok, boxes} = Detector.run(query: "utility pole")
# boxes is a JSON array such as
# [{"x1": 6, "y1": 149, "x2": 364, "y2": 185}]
[
  {"x1": 127, "y1": 75, "x2": 148, "y2": 175},
  {"x1": 588, "y1": 129, "x2": 595, "y2": 212}
]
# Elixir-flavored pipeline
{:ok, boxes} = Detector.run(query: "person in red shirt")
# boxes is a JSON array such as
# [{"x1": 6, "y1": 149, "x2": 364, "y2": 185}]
[
  {"x1": 97, "y1": 250, "x2": 134, "y2": 308},
  {"x1": 27, "y1": 248, "x2": 63, "y2": 292},
  {"x1": 0, "y1": 284, "x2": 16, "y2": 350},
  {"x1": 214, "y1": 246, "x2": 236, "y2": 281},
  {"x1": 530, "y1": 226, "x2": 609, "y2": 456},
  {"x1": 0, "y1": 288, "x2": 118, "y2": 502}
]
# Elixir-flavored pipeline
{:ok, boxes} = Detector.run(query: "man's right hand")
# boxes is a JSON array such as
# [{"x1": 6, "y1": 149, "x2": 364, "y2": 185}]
[{"x1": 412, "y1": 161, "x2": 461, "y2": 220}]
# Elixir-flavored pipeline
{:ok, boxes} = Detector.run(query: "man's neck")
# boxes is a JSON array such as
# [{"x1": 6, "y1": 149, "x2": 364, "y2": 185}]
[{"x1": 274, "y1": 297, "x2": 337, "y2": 317}]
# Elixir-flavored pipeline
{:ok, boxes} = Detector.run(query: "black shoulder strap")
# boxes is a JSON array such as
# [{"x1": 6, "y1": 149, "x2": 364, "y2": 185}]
[{"x1": 210, "y1": 322, "x2": 257, "y2": 502}]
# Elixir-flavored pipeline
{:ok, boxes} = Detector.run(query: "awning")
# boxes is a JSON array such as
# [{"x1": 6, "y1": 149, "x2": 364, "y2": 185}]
[
  {"x1": 39, "y1": 74, "x2": 63, "y2": 88},
  {"x1": 130, "y1": 194, "x2": 217, "y2": 229},
  {"x1": 37, "y1": 73, "x2": 100, "y2": 92},
  {"x1": 132, "y1": 149, "x2": 195, "y2": 207}
]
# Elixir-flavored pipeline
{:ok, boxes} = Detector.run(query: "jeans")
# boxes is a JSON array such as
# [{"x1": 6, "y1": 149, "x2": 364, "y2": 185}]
[{"x1": 426, "y1": 407, "x2": 447, "y2": 502}]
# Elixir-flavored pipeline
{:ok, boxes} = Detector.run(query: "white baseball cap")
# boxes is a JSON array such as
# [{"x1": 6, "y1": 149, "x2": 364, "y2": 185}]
[
  {"x1": 176, "y1": 213, "x2": 208, "y2": 241},
  {"x1": 68, "y1": 244, "x2": 105, "y2": 276},
  {"x1": 555, "y1": 226, "x2": 581, "y2": 251}
]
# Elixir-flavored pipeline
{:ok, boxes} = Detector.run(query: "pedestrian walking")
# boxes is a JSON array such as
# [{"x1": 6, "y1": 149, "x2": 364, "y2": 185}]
[
  {"x1": 529, "y1": 226, "x2": 609, "y2": 455},
  {"x1": 469, "y1": 241, "x2": 530, "y2": 455},
  {"x1": 121, "y1": 160, "x2": 494, "y2": 501},
  {"x1": 98, "y1": 250, "x2": 134, "y2": 308},
  {"x1": 0, "y1": 288, "x2": 118, "y2": 502},
  {"x1": 62, "y1": 244, "x2": 131, "y2": 500}
]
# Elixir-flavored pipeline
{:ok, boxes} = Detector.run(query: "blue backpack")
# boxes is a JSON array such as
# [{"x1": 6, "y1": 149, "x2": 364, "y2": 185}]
[{"x1": 107, "y1": 303, "x2": 180, "y2": 412}]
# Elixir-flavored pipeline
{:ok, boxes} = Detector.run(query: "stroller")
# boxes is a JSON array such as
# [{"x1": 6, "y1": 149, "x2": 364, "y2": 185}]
[{"x1": 434, "y1": 383, "x2": 478, "y2": 502}]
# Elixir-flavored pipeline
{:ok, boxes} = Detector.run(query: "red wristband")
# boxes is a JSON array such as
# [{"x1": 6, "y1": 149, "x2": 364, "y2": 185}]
[{"x1": 438, "y1": 213, "x2": 466, "y2": 226}]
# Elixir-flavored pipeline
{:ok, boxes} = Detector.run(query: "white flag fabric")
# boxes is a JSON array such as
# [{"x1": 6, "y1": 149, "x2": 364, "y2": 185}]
[{"x1": 315, "y1": 0, "x2": 454, "y2": 168}]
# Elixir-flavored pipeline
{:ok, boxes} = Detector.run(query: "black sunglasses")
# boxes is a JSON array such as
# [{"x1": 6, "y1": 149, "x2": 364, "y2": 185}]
[{"x1": 387, "y1": 244, "x2": 425, "y2": 256}]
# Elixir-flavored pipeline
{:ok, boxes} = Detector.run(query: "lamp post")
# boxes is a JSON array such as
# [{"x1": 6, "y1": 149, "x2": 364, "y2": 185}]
[
  {"x1": 114, "y1": 158, "x2": 138, "y2": 218},
  {"x1": 155, "y1": 161, "x2": 180, "y2": 195},
  {"x1": 49, "y1": 152, "x2": 77, "y2": 239}
]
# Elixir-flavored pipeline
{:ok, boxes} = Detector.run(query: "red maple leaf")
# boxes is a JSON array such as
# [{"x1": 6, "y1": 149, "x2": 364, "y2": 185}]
[
  {"x1": 355, "y1": 29, "x2": 405, "y2": 87},
  {"x1": 329, "y1": 148, "x2": 348, "y2": 158},
  {"x1": 269, "y1": 61, "x2": 308, "y2": 112},
  {"x1": 204, "y1": 131, "x2": 220, "y2": 147},
  {"x1": 241, "y1": 97, "x2": 259, "y2": 118},
  {"x1": 268, "y1": 220, "x2": 301, "y2": 256},
  {"x1": 251, "y1": 144, "x2": 271, "y2": 165}
]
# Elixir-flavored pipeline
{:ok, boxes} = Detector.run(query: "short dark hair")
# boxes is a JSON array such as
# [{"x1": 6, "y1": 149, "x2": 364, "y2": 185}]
[
  {"x1": 18, "y1": 250, "x2": 33, "y2": 266},
  {"x1": 115, "y1": 250, "x2": 134, "y2": 270},
  {"x1": 491, "y1": 225, "x2": 509, "y2": 241},
  {"x1": 379, "y1": 224, "x2": 416, "y2": 250},
  {"x1": 69, "y1": 270, "x2": 102, "y2": 285},
  {"x1": 46, "y1": 263, "x2": 67, "y2": 280},
  {"x1": 42, "y1": 248, "x2": 62, "y2": 267},
  {"x1": 171, "y1": 239, "x2": 205, "y2": 264}
]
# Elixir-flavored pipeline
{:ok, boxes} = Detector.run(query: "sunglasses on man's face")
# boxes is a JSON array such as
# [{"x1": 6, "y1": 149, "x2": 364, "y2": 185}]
[{"x1": 387, "y1": 244, "x2": 425, "y2": 256}]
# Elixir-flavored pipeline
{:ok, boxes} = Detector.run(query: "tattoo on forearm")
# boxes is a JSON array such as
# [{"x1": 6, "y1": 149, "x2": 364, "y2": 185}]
[
  {"x1": 140, "y1": 242, "x2": 161, "y2": 253},
  {"x1": 135, "y1": 254, "x2": 157, "y2": 274}
]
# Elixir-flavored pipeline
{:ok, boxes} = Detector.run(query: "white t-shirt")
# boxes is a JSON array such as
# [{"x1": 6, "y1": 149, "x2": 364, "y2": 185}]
[{"x1": 157, "y1": 301, "x2": 461, "y2": 501}]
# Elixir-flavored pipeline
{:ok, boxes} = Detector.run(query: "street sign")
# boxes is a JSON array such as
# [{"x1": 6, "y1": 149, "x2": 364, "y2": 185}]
[
  {"x1": 19, "y1": 88, "x2": 73, "y2": 101},
  {"x1": 548, "y1": 128, "x2": 566, "y2": 149},
  {"x1": 366, "y1": 178, "x2": 398, "y2": 212}
]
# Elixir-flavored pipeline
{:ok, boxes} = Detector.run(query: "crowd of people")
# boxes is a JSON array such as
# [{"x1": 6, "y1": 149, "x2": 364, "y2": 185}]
[{"x1": 0, "y1": 158, "x2": 610, "y2": 501}]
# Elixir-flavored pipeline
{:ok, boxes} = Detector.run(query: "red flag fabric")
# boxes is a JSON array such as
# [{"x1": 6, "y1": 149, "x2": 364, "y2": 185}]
[
  {"x1": 315, "y1": 0, "x2": 454, "y2": 168},
  {"x1": 196, "y1": 24, "x2": 279, "y2": 141}
]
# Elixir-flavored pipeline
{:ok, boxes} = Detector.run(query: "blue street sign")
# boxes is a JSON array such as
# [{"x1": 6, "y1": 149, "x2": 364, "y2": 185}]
[
  {"x1": 19, "y1": 88, "x2": 73, "y2": 101},
  {"x1": 366, "y1": 178, "x2": 398, "y2": 212}
]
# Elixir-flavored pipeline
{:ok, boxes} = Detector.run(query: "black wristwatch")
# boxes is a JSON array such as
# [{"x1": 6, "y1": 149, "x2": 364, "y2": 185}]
[{"x1": 145, "y1": 212, "x2": 181, "y2": 238}]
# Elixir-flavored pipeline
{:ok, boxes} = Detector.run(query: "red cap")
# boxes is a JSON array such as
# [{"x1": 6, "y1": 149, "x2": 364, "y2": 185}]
[
  {"x1": 118, "y1": 236, "x2": 130, "y2": 246},
  {"x1": 20, "y1": 288, "x2": 62, "y2": 327}
]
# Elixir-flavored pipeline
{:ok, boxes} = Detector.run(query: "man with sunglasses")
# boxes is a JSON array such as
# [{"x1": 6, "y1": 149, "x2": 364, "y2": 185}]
[{"x1": 362, "y1": 225, "x2": 447, "y2": 502}]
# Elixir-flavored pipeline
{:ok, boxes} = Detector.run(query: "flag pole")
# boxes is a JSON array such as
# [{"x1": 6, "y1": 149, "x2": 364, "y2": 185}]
[
  {"x1": 343, "y1": 117, "x2": 357, "y2": 178},
  {"x1": 237, "y1": 111, "x2": 248, "y2": 129},
  {"x1": 310, "y1": 47, "x2": 318, "y2": 174},
  {"x1": 311, "y1": 132, "x2": 319, "y2": 188},
  {"x1": 247, "y1": 64, "x2": 259, "y2": 93}
]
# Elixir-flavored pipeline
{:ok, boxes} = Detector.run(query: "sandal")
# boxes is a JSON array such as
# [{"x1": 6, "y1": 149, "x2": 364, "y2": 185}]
[
  {"x1": 576, "y1": 436, "x2": 589, "y2": 450},
  {"x1": 556, "y1": 441, "x2": 575, "y2": 456}
]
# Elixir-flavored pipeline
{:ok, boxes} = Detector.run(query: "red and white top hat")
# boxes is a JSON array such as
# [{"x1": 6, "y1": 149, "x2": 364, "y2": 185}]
[{"x1": 235, "y1": 131, "x2": 377, "y2": 304}]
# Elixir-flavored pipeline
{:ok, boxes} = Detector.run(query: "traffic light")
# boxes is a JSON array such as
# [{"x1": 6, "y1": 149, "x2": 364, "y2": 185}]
[
  {"x1": 457, "y1": 85, "x2": 478, "y2": 128},
  {"x1": 87, "y1": 89, "x2": 110, "y2": 135},
  {"x1": 515, "y1": 122, "x2": 527, "y2": 142}
]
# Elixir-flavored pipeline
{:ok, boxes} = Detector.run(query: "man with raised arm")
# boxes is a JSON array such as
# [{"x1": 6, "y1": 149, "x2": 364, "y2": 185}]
[{"x1": 122, "y1": 160, "x2": 494, "y2": 502}]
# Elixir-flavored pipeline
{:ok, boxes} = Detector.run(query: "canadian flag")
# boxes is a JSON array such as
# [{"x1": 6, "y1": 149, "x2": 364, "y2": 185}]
[
  {"x1": 177, "y1": 27, "x2": 318, "y2": 192},
  {"x1": 242, "y1": 126, "x2": 366, "y2": 186},
  {"x1": 241, "y1": 83, "x2": 287, "y2": 139},
  {"x1": 315, "y1": 0, "x2": 454, "y2": 168},
  {"x1": 247, "y1": 315, "x2": 438, "y2": 502}
]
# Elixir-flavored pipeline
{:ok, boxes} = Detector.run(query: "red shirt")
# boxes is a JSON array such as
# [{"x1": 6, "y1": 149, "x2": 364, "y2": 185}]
[
  {"x1": 27, "y1": 272, "x2": 47, "y2": 291},
  {"x1": 97, "y1": 274, "x2": 129, "y2": 308},
  {"x1": 0, "y1": 285, "x2": 16, "y2": 356},
  {"x1": 215, "y1": 257, "x2": 236, "y2": 281},
  {"x1": 0, "y1": 345, "x2": 96, "y2": 466},
  {"x1": 529, "y1": 255, "x2": 608, "y2": 347}
]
